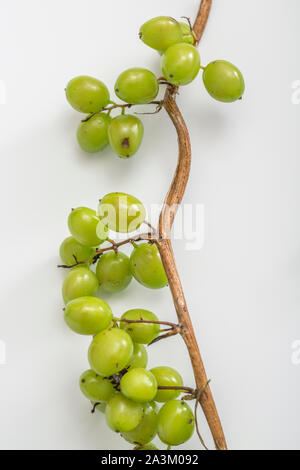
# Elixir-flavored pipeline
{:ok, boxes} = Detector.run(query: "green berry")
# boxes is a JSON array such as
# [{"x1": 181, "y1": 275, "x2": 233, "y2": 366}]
[
  {"x1": 62, "y1": 266, "x2": 99, "y2": 304},
  {"x1": 157, "y1": 400, "x2": 195, "y2": 446},
  {"x1": 108, "y1": 115, "x2": 144, "y2": 158},
  {"x1": 150, "y1": 366, "x2": 183, "y2": 402},
  {"x1": 130, "y1": 243, "x2": 168, "y2": 289},
  {"x1": 96, "y1": 251, "x2": 132, "y2": 293},
  {"x1": 202, "y1": 60, "x2": 245, "y2": 102},
  {"x1": 77, "y1": 113, "x2": 111, "y2": 153},
  {"x1": 66, "y1": 76, "x2": 110, "y2": 113},
  {"x1": 88, "y1": 327, "x2": 133, "y2": 376},
  {"x1": 120, "y1": 368, "x2": 157, "y2": 403},
  {"x1": 120, "y1": 309, "x2": 160, "y2": 344},
  {"x1": 128, "y1": 343, "x2": 148, "y2": 369},
  {"x1": 162, "y1": 43, "x2": 201, "y2": 86},
  {"x1": 68, "y1": 207, "x2": 108, "y2": 247},
  {"x1": 139, "y1": 16, "x2": 183, "y2": 52},
  {"x1": 79, "y1": 369, "x2": 115, "y2": 402},
  {"x1": 122, "y1": 402, "x2": 158, "y2": 445},
  {"x1": 105, "y1": 393, "x2": 143, "y2": 432},
  {"x1": 98, "y1": 192, "x2": 146, "y2": 233},
  {"x1": 59, "y1": 236, "x2": 95, "y2": 266},
  {"x1": 64, "y1": 296, "x2": 112, "y2": 335},
  {"x1": 115, "y1": 68, "x2": 159, "y2": 104}
]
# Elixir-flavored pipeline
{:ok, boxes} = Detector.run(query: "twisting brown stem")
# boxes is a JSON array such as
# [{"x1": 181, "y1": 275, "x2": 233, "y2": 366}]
[
  {"x1": 115, "y1": 318, "x2": 181, "y2": 346},
  {"x1": 158, "y1": 88, "x2": 189, "y2": 237},
  {"x1": 82, "y1": 101, "x2": 163, "y2": 122},
  {"x1": 156, "y1": 0, "x2": 227, "y2": 450},
  {"x1": 143, "y1": 220, "x2": 157, "y2": 234},
  {"x1": 181, "y1": 16, "x2": 193, "y2": 32},
  {"x1": 57, "y1": 233, "x2": 153, "y2": 269},
  {"x1": 115, "y1": 318, "x2": 178, "y2": 329},
  {"x1": 193, "y1": 0, "x2": 213, "y2": 44},
  {"x1": 148, "y1": 327, "x2": 180, "y2": 346},
  {"x1": 107, "y1": 238, "x2": 119, "y2": 253},
  {"x1": 157, "y1": 385, "x2": 194, "y2": 394},
  {"x1": 194, "y1": 380, "x2": 211, "y2": 451}
]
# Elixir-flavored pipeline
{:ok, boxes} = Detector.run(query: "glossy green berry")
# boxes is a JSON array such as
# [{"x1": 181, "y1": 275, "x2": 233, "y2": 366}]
[
  {"x1": 150, "y1": 366, "x2": 183, "y2": 402},
  {"x1": 122, "y1": 402, "x2": 158, "y2": 445},
  {"x1": 162, "y1": 43, "x2": 200, "y2": 86},
  {"x1": 130, "y1": 243, "x2": 168, "y2": 289},
  {"x1": 68, "y1": 207, "x2": 108, "y2": 247},
  {"x1": 157, "y1": 400, "x2": 195, "y2": 446},
  {"x1": 77, "y1": 113, "x2": 111, "y2": 153},
  {"x1": 62, "y1": 267, "x2": 99, "y2": 304},
  {"x1": 108, "y1": 115, "x2": 144, "y2": 158},
  {"x1": 202, "y1": 60, "x2": 245, "y2": 102},
  {"x1": 98, "y1": 192, "x2": 146, "y2": 233},
  {"x1": 59, "y1": 236, "x2": 95, "y2": 266},
  {"x1": 139, "y1": 16, "x2": 183, "y2": 52},
  {"x1": 64, "y1": 296, "x2": 112, "y2": 335},
  {"x1": 88, "y1": 327, "x2": 133, "y2": 376},
  {"x1": 120, "y1": 309, "x2": 160, "y2": 344},
  {"x1": 96, "y1": 251, "x2": 132, "y2": 293},
  {"x1": 79, "y1": 369, "x2": 115, "y2": 402},
  {"x1": 120, "y1": 368, "x2": 157, "y2": 403},
  {"x1": 106, "y1": 393, "x2": 143, "y2": 432},
  {"x1": 128, "y1": 343, "x2": 148, "y2": 369},
  {"x1": 115, "y1": 68, "x2": 159, "y2": 104},
  {"x1": 180, "y1": 22, "x2": 195, "y2": 45},
  {"x1": 65, "y1": 76, "x2": 110, "y2": 113}
]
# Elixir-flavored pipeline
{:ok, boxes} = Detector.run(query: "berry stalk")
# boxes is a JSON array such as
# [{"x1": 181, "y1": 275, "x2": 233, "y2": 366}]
[
  {"x1": 58, "y1": 232, "x2": 153, "y2": 268},
  {"x1": 156, "y1": 0, "x2": 227, "y2": 451}
]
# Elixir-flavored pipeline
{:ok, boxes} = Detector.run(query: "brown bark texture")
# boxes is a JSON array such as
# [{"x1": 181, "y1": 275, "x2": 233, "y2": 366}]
[{"x1": 157, "y1": 0, "x2": 227, "y2": 450}]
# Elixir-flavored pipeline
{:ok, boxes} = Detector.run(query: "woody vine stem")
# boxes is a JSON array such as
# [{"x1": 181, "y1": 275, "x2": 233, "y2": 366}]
[
  {"x1": 62, "y1": 0, "x2": 231, "y2": 451},
  {"x1": 155, "y1": 0, "x2": 227, "y2": 450}
]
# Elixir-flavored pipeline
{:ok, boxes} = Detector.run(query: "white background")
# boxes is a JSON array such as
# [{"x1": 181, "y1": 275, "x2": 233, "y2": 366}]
[{"x1": 0, "y1": 0, "x2": 299, "y2": 450}]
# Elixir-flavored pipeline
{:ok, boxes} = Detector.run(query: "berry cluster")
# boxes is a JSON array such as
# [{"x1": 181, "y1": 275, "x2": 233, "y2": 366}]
[
  {"x1": 66, "y1": 16, "x2": 244, "y2": 158},
  {"x1": 61, "y1": 14, "x2": 244, "y2": 450},
  {"x1": 59, "y1": 194, "x2": 194, "y2": 449}
]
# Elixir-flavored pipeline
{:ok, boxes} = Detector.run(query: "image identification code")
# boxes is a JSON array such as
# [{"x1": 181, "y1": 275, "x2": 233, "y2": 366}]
[{"x1": 100, "y1": 454, "x2": 199, "y2": 466}]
